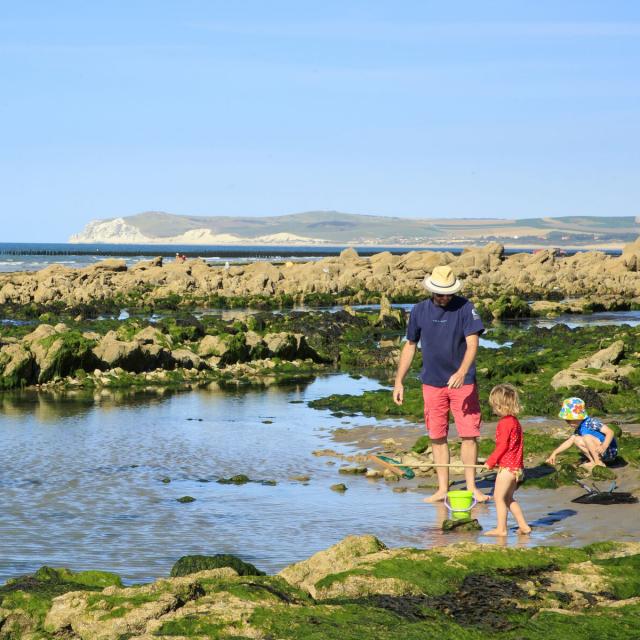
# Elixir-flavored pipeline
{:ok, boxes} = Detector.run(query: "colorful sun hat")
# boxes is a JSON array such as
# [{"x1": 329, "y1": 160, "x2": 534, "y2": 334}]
[{"x1": 558, "y1": 397, "x2": 588, "y2": 420}]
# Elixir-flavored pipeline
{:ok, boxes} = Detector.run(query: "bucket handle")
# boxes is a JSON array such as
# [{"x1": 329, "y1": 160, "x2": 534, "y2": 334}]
[{"x1": 444, "y1": 496, "x2": 477, "y2": 513}]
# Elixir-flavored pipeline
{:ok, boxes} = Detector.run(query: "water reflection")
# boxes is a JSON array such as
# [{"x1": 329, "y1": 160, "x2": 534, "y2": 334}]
[{"x1": 0, "y1": 375, "x2": 436, "y2": 583}]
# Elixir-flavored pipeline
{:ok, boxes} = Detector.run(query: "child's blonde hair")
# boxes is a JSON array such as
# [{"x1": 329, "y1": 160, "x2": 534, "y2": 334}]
[{"x1": 489, "y1": 383, "x2": 522, "y2": 417}]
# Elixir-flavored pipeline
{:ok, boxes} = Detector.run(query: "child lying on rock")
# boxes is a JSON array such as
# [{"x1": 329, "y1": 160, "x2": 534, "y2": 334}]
[{"x1": 546, "y1": 397, "x2": 618, "y2": 470}]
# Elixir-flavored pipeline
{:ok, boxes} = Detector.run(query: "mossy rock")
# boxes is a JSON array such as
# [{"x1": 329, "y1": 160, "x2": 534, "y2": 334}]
[
  {"x1": 170, "y1": 554, "x2": 265, "y2": 577},
  {"x1": 524, "y1": 462, "x2": 587, "y2": 489},
  {"x1": 411, "y1": 435, "x2": 429, "y2": 454},
  {"x1": 330, "y1": 483, "x2": 348, "y2": 492},
  {"x1": 338, "y1": 466, "x2": 367, "y2": 475},
  {"x1": 176, "y1": 496, "x2": 196, "y2": 503},
  {"x1": 217, "y1": 474, "x2": 251, "y2": 485},
  {"x1": 442, "y1": 518, "x2": 483, "y2": 532}
]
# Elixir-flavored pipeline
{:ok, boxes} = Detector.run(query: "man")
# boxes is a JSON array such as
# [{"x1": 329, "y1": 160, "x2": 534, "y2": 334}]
[{"x1": 393, "y1": 265, "x2": 487, "y2": 503}]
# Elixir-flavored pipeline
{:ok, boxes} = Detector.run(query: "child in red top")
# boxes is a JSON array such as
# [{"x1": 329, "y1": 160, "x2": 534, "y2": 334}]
[{"x1": 484, "y1": 384, "x2": 531, "y2": 536}]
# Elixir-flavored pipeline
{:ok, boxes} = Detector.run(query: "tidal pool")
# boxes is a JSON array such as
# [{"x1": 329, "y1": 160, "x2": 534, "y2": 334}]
[
  {"x1": 0, "y1": 375, "x2": 451, "y2": 583},
  {"x1": 1, "y1": 374, "x2": 633, "y2": 585}
]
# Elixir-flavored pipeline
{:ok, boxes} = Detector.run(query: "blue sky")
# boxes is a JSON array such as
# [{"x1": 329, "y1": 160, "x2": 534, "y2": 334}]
[{"x1": 1, "y1": 1, "x2": 639, "y2": 241}]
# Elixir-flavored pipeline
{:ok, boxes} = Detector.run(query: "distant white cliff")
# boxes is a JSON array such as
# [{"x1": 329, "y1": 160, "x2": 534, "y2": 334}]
[
  {"x1": 69, "y1": 218, "x2": 324, "y2": 245},
  {"x1": 69, "y1": 218, "x2": 152, "y2": 243}
]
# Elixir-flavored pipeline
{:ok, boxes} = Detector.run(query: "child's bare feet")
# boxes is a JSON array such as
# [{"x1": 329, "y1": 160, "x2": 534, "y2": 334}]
[
  {"x1": 423, "y1": 490, "x2": 448, "y2": 503},
  {"x1": 517, "y1": 526, "x2": 532, "y2": 535},
  {"x1": 581, "y1": 461, "x2": 595, "y2": 471},
  {"x1": 485, "y1": 528, "x2": 508, "y2": 536}
]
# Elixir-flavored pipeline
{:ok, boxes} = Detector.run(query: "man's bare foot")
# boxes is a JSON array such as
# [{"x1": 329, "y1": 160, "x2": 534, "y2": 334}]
[
  {"x1": 485, "y1": 528, "x2": 508, "y2": 536},
  {"x1": 423, "y1": 490, "x2": 448, "y2": 503},
  {"x1": 517, "y1": 526, "x2": 532, "y2": 535},
  {"x1": 473, "y1": 491, "x2": 490, "y2": 503}
]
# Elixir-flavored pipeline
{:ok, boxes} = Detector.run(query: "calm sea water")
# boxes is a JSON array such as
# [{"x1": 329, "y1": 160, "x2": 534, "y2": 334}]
[{"x1": 0, "y1": 243, "x2": 620, "y2": 273}]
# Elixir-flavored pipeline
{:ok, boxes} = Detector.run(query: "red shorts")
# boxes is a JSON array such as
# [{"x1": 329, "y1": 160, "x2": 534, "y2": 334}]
[{"x1": 422, "y1": 383, "x2": 481, "y2": 440}]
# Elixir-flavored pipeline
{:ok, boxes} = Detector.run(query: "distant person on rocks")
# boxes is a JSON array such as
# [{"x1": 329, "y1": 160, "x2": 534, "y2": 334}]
[
  {"x1": 393, "y1": 265, "x2": 488, "y2": 503},
  {"x1": 175, "y1": 252, "x2": 186, "y2": 263}
]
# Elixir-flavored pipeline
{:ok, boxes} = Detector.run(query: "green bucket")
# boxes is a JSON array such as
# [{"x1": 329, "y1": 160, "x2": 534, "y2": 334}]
[{"x1": 445, "y1": 490, "x2": 476, "y2": 520}]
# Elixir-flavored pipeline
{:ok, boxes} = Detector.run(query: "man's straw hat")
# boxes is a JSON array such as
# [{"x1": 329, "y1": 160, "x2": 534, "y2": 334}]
[{"x1": 423, "y1": 265, "x2": 462, "y2": 294}]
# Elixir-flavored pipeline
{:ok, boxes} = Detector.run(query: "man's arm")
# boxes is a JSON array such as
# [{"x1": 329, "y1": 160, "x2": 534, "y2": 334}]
[
  {"x1": 447, "y1": 333, "x2": 479, "y2": 389},
  {"x1": 393, "y1": 340, "x2": 417, "y2": 405}
]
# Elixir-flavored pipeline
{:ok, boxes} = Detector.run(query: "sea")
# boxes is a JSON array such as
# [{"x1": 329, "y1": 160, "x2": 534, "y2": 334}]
[{"x1": 0, "y1": 242, "x2": 622, "y2": 273}]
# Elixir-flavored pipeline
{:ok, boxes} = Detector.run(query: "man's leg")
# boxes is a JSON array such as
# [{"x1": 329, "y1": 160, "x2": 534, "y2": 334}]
[
  {"x1": 427, "y1": 437, "x2": 450, "y2": 502},
  {"x1": 449, "y1": 384, "x2": 488, "y2": 502},
  {"x1": 460, "y1": 437, "x2": 487, "y2": 502},
  {"x1": 422, "y1": 385, "x2": 450, "y2": 502}
]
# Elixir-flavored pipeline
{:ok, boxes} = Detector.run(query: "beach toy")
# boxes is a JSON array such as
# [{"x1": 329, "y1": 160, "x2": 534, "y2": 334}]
[
  {"x1": 572, "y1": 480, "x2": 638, "y2": 505},
  {"x1": 369, "y1": 455, "x2": 415, "y2": 479},
  {"x1": 445, "y1": 490, "x2": 477, "y2": 520}
]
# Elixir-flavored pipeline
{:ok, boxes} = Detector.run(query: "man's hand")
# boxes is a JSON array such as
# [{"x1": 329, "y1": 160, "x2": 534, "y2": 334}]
[
  {"x1": 393, "y1": 383, "x2": 404, "y2": 405},
  {"x1": 447, "y1": 370, "x2": 466, "y2": 389}
]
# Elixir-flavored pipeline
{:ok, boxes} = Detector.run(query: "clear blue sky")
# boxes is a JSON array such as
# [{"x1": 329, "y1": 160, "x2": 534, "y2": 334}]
[{"x1": 1, "y1": 1, "x2": 639, "y2": 241}]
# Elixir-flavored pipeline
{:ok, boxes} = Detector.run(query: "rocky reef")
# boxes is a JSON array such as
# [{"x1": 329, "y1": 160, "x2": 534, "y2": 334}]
[
  {"x1": 3, "y1": 241, "x2": 640, "y2": 315},
  {"x1": 1, "y1": 535, "x2": 639, "y2": 638},
  {"x1": 0, "y1": 306, "x2": 403, "y2": 391}
]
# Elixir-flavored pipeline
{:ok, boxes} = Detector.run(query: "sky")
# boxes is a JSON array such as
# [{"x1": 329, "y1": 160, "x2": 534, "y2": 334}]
[{"x1": 1, "y1": 1, "x2": 639, "y2": 241}]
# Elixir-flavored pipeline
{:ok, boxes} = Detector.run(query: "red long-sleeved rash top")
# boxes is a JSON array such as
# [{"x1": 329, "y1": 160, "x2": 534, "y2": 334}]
[{"x1": 486, "y1": 415, "x2": 524, "y2": 470}]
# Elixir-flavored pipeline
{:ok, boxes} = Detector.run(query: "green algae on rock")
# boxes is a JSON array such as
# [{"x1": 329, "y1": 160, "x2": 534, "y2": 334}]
[
  {"x1": 170, "y1": 555, "x2": 265, "y2": 578},
  {"x1": 3, "y1": 537, "x2": 640, "y2": 639}
]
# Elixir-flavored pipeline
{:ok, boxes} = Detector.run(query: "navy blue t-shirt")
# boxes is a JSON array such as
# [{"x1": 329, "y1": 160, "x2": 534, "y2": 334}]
[{"x1": 406, "y1": 296, "x2": 484, "y2": 387}]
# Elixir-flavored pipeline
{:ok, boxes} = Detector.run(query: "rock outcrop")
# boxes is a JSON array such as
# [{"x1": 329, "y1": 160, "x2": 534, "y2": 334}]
[
  {"x1": 3, "y1": 239, "x2": 640, "y2": 310},
  {"x1": 551, "y1": 340, "x2": 635, "y2": 390},
  {"x1": 2, "y1": 537, "x2": 640, "y2": 639}
]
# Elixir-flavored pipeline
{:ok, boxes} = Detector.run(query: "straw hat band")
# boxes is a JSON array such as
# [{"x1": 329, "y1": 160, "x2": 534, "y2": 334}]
[{"x1": 424, "y1": 265, "x2": 462, "y2": 294}]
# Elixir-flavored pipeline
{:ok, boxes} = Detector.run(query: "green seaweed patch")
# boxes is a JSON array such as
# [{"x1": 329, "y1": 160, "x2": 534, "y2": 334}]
[
  {"x1": 170, "y1": 554, "x2": 265, "y2": 578},
  {"x1": 522, "y1": 462, "x2": 587, "y2": 489},
  {"x1": 200, "y1": 576, "x2": 308, "y2": 604},
  {"x1": 316, "y1": 546, "x2": 587, "y2": 598},
  {"x1": 593, "y1": 554, "x2": 640, "y2": 600},
  {"x1": 217, "y1": 474, "x2": 251, "y2": 485},
  {"x1": 153, "y1": 614, "x2": 229, "y2": 638},
  {"x1": 153, "y1": 616, "x2": 225, "y2": 636},
  {"x1": 618, "y1": 433, "x2": 640, "y2": 467},
  {"x1": 0, "y1": 566, "x2": 122, "y2": 630},
  {"x1": 411, "y1": 436, "x2": 429, "y2": 455},
  {"x1": 249, "y1": 602, "x2": 429, "y2": 640}
]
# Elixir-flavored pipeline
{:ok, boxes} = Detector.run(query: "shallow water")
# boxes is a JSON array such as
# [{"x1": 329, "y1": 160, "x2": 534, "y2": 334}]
[
  {"x1": 0, "y1": 375, "x2": 464, "y2": 584},
  {"x1": 1, "y1": 373, "x2": 636, "y2": 585}
]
